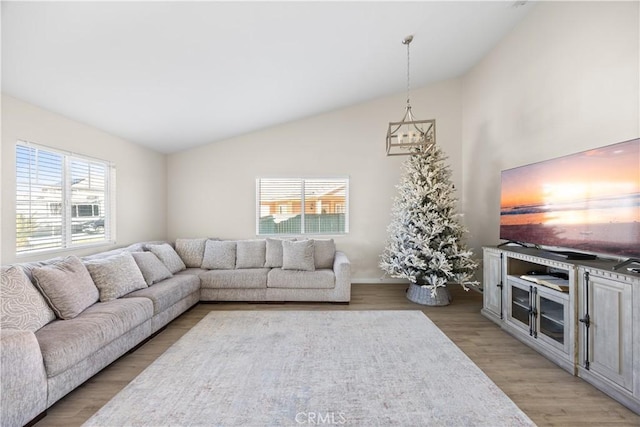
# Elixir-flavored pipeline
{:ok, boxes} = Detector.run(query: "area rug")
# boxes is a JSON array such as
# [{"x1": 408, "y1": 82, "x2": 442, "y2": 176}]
[{"x1": 84, "y1": 311, "x2": 535, "y2": 426}]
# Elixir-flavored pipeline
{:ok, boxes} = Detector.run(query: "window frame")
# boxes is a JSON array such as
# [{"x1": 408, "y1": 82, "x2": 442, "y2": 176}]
[
  {"x1": 255, "y1": 177, "x2": 350, "y2": 236},
  {"x1": 15, "y1": 141, "x2": 116, "y2": 256}
]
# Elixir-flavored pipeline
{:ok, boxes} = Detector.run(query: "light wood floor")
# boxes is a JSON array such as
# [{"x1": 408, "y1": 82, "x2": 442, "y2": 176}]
[{"x1": 34, "y1": 284, "x2": 640, "y2": 427}]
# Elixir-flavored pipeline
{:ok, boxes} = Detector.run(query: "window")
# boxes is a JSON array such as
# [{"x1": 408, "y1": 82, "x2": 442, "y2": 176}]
[
  {"x1": 256, "y1": 178, "x2": 349, "y2": 235},
  {"x1": 16, "y1": 142, "x2": 115, "y2": 255}
]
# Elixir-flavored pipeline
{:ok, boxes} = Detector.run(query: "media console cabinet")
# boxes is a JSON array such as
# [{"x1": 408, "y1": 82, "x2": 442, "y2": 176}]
[{"x1": 482, "y1": 246, "x2": 640, "y2": 414}]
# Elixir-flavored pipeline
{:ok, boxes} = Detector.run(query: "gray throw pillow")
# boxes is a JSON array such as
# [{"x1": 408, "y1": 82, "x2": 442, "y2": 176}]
[
  {"x1": 312, "y1": 239, "x2": 336, "y2": 269},
  {"x1": 1, "y1": 266, "x2": 56, "y2": 331},
  {"x1": 131, "y1": 252, "x2": 173, "y2": 285},
  {"x1": 236, "y1": 240, "x2": 266, "y2": 269},
  {"x1": 282, "y1": 239, "x2": 315, "y2": 271},
  {"x1": 84, "y1": 252, "x2": 148, "y2": 302},
  {"x1": 147, "y1": 243, "x2": 186, "y2": 274},
  {"x1": 32, "y1": 256, "x2": 99, "y2": 320},
  {"x1": 264, "y1": 238, "x2": 285, "y2": 268},
  {"x1": 175, "y1": 238, "x2": 207, "y2": 268},
  {"x1": 202, "y1": 240, "x2": 236, "y2": 270}
]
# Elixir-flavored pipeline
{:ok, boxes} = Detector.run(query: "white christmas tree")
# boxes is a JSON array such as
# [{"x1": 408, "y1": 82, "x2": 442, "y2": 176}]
[{"x1": 380, "y1": 145, "x2": 478, "y2": 296}]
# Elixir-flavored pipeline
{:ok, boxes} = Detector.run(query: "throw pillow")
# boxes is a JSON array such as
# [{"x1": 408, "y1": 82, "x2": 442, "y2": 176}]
[
  {"x1": 202, "y1": 240, "x2": 236, "y2": 270},
  {"x1": 282, "y1": 239, "x2": 315, "y2": 271},
  {"x1": 131, "y1": 252, "x2": 173, "y2": 286},
  {"x1": 32, "y1": 256, "x2": 99, "y2": 320},
  {"x1": 85, "y1": 252, "x2": 148, "y2": 301},
  {"x1": 312, "y1": 239, "x2": 336, "y2": 269},
  {"x1": 146, "y1": 243, "x2": 186, "y2": 274},
  {"x1": 1, "y1": 266, "x2": 56, "y2": 332},
  {"x1": 175, "y1": 238, "x2": 207, "y2": 268},
  {"x1": 236, "y1": 240, "x2": 266, "y2": 269},
  {"x1": 264, "y1": 238, "x2": 285, "y2": 268}
]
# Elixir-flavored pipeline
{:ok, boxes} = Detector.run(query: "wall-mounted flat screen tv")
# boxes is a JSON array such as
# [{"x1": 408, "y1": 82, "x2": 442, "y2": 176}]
[{"x1": 500, "y1": 138, "x2": 640, "y2": 259}]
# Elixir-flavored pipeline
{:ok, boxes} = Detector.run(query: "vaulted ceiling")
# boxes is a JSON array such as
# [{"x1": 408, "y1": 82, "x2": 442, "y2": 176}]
[{"x1": 2, "y1": 1, "x2": 533, "y2": 153}]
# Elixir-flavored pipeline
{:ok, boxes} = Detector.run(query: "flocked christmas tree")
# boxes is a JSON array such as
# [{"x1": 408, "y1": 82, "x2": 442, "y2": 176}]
[{"x1": 380, "y1": 144, "x2": 478, "y2": 302}]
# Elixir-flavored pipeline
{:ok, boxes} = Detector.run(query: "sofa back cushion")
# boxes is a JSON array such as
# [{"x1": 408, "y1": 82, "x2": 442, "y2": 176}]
[
  {"x1": 146, "y1": 243, "x2": 186, "y2": 274},
  {"x1": 84, "y1": 252, "x2": 148, "y2": 301},
  {"x1": 1, "y1": 266, "x2": 56, "y2": 331},
  {"x1": 312, "y1": 239, "x2": 336, "y2": 269},
  {"x1": 131, "y1": 252, "x2": 173, "y2": 285},
  {"x1": 202, "y1": 240, "x2": 236, "y2": 270},
  {"x1": 32, "y1": 256, "x2": 99, "y2": 320},
  {"x1": 282, "y1": 239, "x2": 315, "y2": 271},
  {"x1": 264, "y1": 238, "x2": 283, "y2": 268},
  {"x1": 236, "y1": 240, "x2": 266, "y2": 269},
  {"x1": 175, "y1": 238, "x2": 207, "y2": 268}
]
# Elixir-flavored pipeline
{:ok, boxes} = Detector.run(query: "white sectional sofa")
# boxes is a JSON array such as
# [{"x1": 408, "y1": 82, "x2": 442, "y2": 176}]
[{"x1": 0, "y1": 237, "x2": 350, "y2": 427}]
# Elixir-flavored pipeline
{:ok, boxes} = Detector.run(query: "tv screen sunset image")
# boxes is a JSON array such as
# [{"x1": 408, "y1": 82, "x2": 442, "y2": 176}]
[{"x1": 500, "y1": 139, "x2": 640, "y2": 258}]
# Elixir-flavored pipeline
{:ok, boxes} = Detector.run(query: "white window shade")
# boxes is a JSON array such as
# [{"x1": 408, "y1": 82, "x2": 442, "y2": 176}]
[
  {"x1": 257, "y1": 178, "x2": 349, "y2": 235},
  {"x1": 16, "y1": 142, "x2": 114, "y2": 255},
  {"x1": 16, "y1": 145, "x2": 64, "y2": 253}
]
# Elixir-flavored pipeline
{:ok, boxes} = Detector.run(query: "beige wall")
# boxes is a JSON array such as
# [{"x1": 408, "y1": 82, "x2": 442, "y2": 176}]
[
  {"x1": 461, "y1": 1, "x2": 640, "y2": 253},
  {"x1": 1, "y1": 94, "x2": 168, "y2": 264},
  {"x1": 167, "y1": 79, "x2": 463, "y2": 281},
  {"x1": 4, "y1": 1, "x2": 636, "y2": 278}
]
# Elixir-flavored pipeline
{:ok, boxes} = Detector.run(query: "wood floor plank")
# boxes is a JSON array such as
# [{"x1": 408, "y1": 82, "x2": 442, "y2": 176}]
[{"x1": 33, "y1": 284, "x2": 640, "y2": 426}]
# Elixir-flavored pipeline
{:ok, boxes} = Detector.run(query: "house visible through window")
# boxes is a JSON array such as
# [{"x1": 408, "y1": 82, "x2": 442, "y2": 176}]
[
  {"x1": 256, "y1": 178, "x2": 349, "y2": 235},
  {"x1": 16, "y1": 141, "x2": 115, "y2": 255}
]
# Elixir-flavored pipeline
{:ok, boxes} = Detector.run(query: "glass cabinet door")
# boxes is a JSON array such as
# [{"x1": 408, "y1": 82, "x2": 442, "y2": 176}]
[
  {"x1": 538, "y1": 297, "x2": 564, "y2": 345},
  {"x1": 510, "y1": 284, "x2": 530, "y2": 328},
  {"x1": 536, "y1": 287, "x2": 569, "y2": 354}
]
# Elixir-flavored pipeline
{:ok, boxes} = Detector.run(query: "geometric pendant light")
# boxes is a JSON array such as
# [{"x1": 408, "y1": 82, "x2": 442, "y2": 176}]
[{"x1": 386, "y1": 35, "x2": 436, "y2": 156}]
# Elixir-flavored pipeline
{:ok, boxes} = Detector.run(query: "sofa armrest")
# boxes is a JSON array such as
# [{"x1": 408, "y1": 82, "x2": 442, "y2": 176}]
[
  {"x1": 1, "y1": 329, "x2": 48, "y2": 427},
  {"x1": 333, "y1": 251, "x2": 351, "y2": 302}
]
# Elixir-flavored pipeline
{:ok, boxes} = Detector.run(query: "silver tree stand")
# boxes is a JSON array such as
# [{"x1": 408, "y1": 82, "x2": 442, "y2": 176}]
[{"x1": 406, "y1": 283, "x2": 451, "y2": 306}]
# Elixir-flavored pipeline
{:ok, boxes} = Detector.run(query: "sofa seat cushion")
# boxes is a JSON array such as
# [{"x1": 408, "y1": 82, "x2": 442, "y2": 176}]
[
  {"x1": 200, "y1": 268, "x2": 269, "y2": 289},
  {"x1": 35, "y1": 297, "x2": 153, "y2": 378},
  {"x1": 267, "y1": 268, "x2": 335, "y2": 289},
  {"x1": 123, "y1": 275, "x2": 200, "y2": 315},
  {"x1": 174, "y1": 268, "x2": 208, "y2": 276}
]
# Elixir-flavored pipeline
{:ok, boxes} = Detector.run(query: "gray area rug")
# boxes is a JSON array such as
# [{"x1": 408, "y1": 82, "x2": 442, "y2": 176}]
[{"x1": 84, "y1": 310, "x2": 535, "y2": 426}]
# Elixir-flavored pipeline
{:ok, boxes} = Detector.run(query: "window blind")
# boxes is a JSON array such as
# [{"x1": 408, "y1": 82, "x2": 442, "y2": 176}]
[
  {"x1": 256, "y1": 178, "x2": 349, "y2": 235},
  {"x1": 16, "y1": 142, "x2": 114, "y2": 255}
]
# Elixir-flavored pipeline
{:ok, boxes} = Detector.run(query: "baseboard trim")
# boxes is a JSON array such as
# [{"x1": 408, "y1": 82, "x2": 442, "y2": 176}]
[
  {"x1": 350, "y1": 280, "x2": 482, "y2": 294},
  {"x1": 351, "y1": 278, "x2": 409, "y2": 284}
]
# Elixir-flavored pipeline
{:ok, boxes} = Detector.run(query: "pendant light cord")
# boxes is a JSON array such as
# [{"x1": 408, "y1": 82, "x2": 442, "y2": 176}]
[{"x1": 403, "y1": 36, "x2": 412, "y2": 108}]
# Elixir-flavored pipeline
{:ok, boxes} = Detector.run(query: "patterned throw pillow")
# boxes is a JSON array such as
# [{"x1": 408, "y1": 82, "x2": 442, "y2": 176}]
[
  {"x1": 175, "y1": 238, "x2": 207, "y2": 268},
  {"x1": 84, "y1": 252, "x2": 148, "y2": 301},
  {"x1": 236, "y1": 240, "x2": 266, "y2": 269},
  {"x1": 146, "y1": 243, "x2": 186, "y2": 274},
  {"x1": 202, "y1": 240, "x2": 236, "y2": 270},
  {"x1": 312, "y1": 239, "x2": 336, "y2": 269},
  {"x1": 131, "y1": 252, "x2": 173, "y2": 285},
  {"x1": 282, "y1": 240, "x2": 315, "y2": 271},
  {"x1": 32, "y1": 256, "x2": 99, "y2": 320},
  {"x1": 1, "y1": 266, "x2": 56, "y2": 331}
]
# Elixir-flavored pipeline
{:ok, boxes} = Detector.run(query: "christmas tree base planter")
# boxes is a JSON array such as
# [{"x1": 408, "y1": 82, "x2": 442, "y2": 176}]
[{"x1": 406, "y1": 283, "x2": 452, "y2": 306}]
